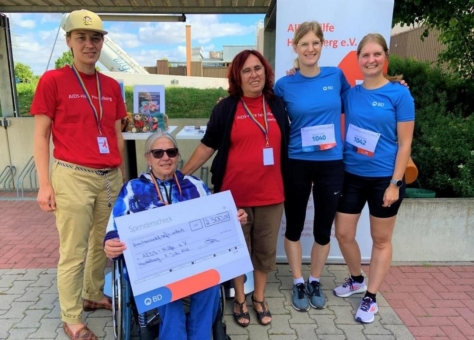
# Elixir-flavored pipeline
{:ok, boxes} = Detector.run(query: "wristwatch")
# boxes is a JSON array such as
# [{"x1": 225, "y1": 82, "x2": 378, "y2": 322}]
[{"x1": 390, "y1": 179, "x2": 403, "y2": 187}]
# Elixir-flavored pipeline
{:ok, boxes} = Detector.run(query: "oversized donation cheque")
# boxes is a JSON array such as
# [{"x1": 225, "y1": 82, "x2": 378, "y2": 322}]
[{"x1": 115, "y1": 191, "x2": 253, "y2": 314}]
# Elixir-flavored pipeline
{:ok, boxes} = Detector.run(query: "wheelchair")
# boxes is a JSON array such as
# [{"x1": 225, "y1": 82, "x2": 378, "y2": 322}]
[{"x1": 109, "y1": 258, "x2": 230, "y2": 340}]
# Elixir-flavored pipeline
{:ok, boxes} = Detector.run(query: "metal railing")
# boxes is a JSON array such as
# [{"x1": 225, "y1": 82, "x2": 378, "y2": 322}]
[
  {"x1": 0, "y1": 165, "x2": 16, "y2": 190},
  {"x1": 15, "y1": 156, "x2": 38, "y2": 198}
]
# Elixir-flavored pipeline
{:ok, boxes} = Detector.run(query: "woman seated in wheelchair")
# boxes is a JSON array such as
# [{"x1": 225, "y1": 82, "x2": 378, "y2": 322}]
[{"x1": 104, "y1": 131, "x2": 247, "y2": 340}]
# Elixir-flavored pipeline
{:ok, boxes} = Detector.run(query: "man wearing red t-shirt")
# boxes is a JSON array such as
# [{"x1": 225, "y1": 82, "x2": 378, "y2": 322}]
[{"x1": 31, "y1": 9, "x2": 126, "y2": 340}]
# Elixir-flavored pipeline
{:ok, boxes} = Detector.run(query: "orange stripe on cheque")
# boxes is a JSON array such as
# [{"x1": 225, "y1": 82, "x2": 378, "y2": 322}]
[{"x1": 166, "y1": 269, "x2": 221, "y2": 301}]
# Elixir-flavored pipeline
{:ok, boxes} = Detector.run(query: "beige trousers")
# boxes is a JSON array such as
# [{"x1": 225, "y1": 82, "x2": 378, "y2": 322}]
[{"x1": 51, "y1": 161, "x2": 122, "y2": 324}]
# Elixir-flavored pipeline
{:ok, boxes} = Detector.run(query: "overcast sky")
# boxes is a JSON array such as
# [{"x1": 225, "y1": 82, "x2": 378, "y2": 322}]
[{"x1": 8, "y1": 12, "x2": 264, "y2": 75}]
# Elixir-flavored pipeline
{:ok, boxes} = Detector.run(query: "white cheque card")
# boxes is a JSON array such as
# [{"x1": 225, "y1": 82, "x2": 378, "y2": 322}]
[{"x1": 114, "y1": 190, "x2": 253, "y2": 313}]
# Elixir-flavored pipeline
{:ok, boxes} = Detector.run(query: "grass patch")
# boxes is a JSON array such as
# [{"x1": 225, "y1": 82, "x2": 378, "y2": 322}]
[{"x1": 13, "y1": 84, "x2": 227, "y2": 119}]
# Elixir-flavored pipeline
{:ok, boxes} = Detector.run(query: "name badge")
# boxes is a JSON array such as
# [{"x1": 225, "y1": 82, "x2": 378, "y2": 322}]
[
  {"x1": 346, "y1": 124, "x2": 380, "y2": 157},
  {"x1": 97, "y1": 136, "x2": 110, "y2": 154},
  {"x1": 301, "y1": 124, "x2": 336, "y2": 152},
  {"x1": 263, "y1": 148, "x2": 274, "y2": 166}
]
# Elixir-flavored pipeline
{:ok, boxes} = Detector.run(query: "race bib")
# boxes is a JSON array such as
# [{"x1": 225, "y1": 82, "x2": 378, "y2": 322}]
[
  {"x1": 301, "y1": 124, "x2": 336, "y2": 152},
  {"x1": 346, "y1": 124, "x2": 380, "y2": 157}
]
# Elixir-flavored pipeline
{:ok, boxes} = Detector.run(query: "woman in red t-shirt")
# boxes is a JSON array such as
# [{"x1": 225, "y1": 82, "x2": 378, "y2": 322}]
[{"x1": 182, "y1": 50, "x2": 289, "y2": 327}]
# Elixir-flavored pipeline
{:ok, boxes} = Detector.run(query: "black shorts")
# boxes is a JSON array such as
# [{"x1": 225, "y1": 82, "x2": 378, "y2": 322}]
[{"x1": 337, "y1": 172, "x2": 406, "y2": 218}]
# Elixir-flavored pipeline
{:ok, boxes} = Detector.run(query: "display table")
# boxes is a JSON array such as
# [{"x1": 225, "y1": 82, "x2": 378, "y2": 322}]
[
  {"x1": 176, "y1": 126, "x2": 207, "y2": 140},
  {"x1": 122, "y1": 126, "x2": 177, "y2": 140}
]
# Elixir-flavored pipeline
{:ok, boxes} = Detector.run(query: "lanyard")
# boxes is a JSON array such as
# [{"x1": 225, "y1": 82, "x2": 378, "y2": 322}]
[
  {"x1": 241, "y1": 97, "x2": 269, "y2": 147},
  {"x1": 71, "y1": 64, "x2": 104, "y2": 135},
  {"x1": 149, "y1": 172, "x2": 182, "y2": 205}
]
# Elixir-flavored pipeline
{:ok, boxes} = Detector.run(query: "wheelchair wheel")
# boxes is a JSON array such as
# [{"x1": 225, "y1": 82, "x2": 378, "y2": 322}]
[
  {"x1": 219, "y1": 285, "x2": 226, "y2": 322},
  {"x1": 112, "y1": 259, "x2": 133, "y2": 340}
]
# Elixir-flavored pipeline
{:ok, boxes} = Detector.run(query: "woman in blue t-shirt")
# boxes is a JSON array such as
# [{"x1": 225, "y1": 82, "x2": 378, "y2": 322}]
[
  {"x1": 333, "y1": 33, "x2": 415, "y2": 324},
  {"x1": 274, "y1": 21, "x2": 351, "y2": 312}
]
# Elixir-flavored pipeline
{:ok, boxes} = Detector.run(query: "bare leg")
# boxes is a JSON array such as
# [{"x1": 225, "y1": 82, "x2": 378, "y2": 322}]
[
  {"x1": 310, "y1": 242, "x2": 330, "y2": 278},
  {"x1": 335, "y1": 212, "x2": 363, "y2": 276},
  {"x1": 233, "y1": 275, "x2": 249, "y2": 326},
  {"x1": 367, "y1": 215, "x2": 397, "y2": 293},
  {"x1": 284, "y1": 237, "x2": 302, "y2": 279},
  {"x1": 252, "y1": 270, "x2": 271, "y2": 324}
]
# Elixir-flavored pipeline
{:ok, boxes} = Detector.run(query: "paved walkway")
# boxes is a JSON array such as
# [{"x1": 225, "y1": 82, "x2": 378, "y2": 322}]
[{"x1": 0, "y1": 200, "x2": 473, "y2": 340}]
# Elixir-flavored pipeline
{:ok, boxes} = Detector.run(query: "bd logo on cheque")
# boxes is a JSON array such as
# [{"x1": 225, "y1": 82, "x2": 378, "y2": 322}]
[{"x1": 144, "y1": 294, "x2": 163, "y2": 306}]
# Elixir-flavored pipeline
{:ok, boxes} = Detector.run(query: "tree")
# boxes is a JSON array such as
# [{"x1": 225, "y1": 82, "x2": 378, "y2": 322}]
[
  {"x1": 393, "y1": 0, "x2": 474, "y2": 79},
  {"x1": 14, "y1": 62, "x2": 34, "y2": 83},
  {"x1": 55, "y1": 51, "x2": 73, "y2": 69}
]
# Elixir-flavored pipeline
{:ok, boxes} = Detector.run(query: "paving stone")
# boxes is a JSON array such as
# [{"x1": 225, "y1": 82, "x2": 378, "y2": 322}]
[
  {"x1": 264, "y1": 297, "x2": 288, "y2": 316},
  {"x1": 267, "y1": 314, "x2": 294, "y2": 336},
  {"x1": 29, "y1": 293, "x2": 58, "y2": 310},
  {"x1": 0, "y1": 275, "x2": 21, "y2": 289},
  {"x1": 268, "y1": 336, "x2": 297, "y2": 340},
  {"x1": 15, "y1": 269, "x2": 46, "y2": 282},
  {"x1": 265, "y1": 282, "x2": 285, "y2": 298},
  {"x1": 13, "y1": 309, "x2": 50, "y2": 329},
  {"x1": 316, "y1": 335, "x2": 346, "y2": 340},
  {"x1": 383, "y1": 324, "x2": 416, "y2": 340},
  {"x1": 7, "y1": 327, "x2": 37, "y2": 340},
  {"x1": 85, "y1": 317, "x2": 109, "y2": 337},
  {"x1": 3, "y1": 270, "x2": 28, "y2": 276},
  {"x1": 0, "y1": 265, "x2": 420, "y2": 340},
  {"x1": 0, "y1": 319, "x2": 22, "y2": 339},
  {"x1": 245, "y1": 324, "x2": 269, "y2": 339},
  {"x1": 326, "y1": 294, "x2": 356, "y2": 307},
  {"x1": 291, "y1": 324, "x2": 317, "y2": 339},
  {"x1": 27, "y1": 319, "x2": 61, "y2": 339},
  {"x1": 30, "y1": 274, "x2": 57, "y2": 288},
  {"x1": 366, "y1": 336, "x2": 395, "y2": 340},
  {"x1": 378, "y1": 306, "x2": 404, "y2": 325},
  {"x1": 362, "y1": 319, "x2": 394, "y2": 335},
  {"x1": 40, "y1": 281, "x2": 58, "y2": 295},
  {"x1": 287, "y1": 305, "x2": 319, "y2": 324},
  {"x1": 227, "y1": 336, "x2": 249, "y2": 340},
  {"x1": 4, "y1": 280, "x2": 35, "y2": 295},
  {"x1": 43, "y1": 300, "x2": 61, "y2": 319},
  {"x1": 103, "y1": 326, "x2": 117, "y2": 340},
  {"x1": 267, "y1": 271, "x2": 279, "y2": 283},
  {"x1": 313, "y1": 315, "x2": 344, "y2": 335},
  {"x1": 15, "y1": 287, "x2": 48, "y2": 302},
  {"x1": 332, "y1": 306, "x2": 358, "y2": 324},
  {"x1": 0, "y1": 301, "x2": 36, "y2": 319},
  {"x1": 0, "y1": 294, "x2": 22, "y2": 310},
  {"x1": 337, "y1": 324, "x2": 366, "y2": 339}
]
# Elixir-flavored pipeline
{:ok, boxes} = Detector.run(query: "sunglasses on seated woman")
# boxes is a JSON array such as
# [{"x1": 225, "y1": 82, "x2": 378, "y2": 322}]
[{"x1": 150, "y1": 148, "x2": 179, "y2": 159}]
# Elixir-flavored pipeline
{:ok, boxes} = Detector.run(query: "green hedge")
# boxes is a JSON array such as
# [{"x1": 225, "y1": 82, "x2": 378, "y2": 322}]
[
  {"x1": 15, "y1": 84, "x2": 227, "y2": 119},
  {"x1": 388, "y1": 55, "x2": 474, "y2": 197},
  {"x1": 11, "y1": 59, "x2": 474, "y2": 197}
]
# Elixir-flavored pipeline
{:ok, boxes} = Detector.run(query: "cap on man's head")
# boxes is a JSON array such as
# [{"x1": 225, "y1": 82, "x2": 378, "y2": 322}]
[{"x1": 64, "y1": 9, "x2": 108, "y2": 35}]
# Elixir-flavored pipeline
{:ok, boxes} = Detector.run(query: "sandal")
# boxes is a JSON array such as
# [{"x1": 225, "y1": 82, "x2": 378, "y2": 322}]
[
  {"x1": 233, "y1": 299, "x2": 250, "y2": 327},
  {"x1": 252, "y1": 295, "x2": 272, "y2": 326}
]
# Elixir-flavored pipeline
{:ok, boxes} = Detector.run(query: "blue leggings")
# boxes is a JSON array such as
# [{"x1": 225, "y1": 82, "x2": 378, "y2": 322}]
[{"x1": 157, "y1": 285, "x2": 220, "y2": 340}]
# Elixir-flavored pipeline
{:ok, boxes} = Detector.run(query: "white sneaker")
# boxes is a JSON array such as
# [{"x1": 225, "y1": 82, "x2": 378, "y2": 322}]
[
  {"x1": 333, "y1": 277, "x2": 367, "y2": 297},
  {"x1": 355, "y1": 297, "x2": 378, "y2": 323}
]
